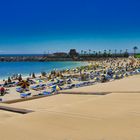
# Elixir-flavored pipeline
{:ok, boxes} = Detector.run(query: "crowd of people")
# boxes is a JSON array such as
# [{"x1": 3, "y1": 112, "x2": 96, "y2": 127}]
[{"x1": 0, "y1": 57, "x2": 140, "y2": 98}]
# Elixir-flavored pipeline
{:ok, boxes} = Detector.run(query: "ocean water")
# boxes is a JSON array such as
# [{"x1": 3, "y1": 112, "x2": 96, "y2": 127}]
[
  {"x1": 0, "y1": 54, "x2": 44, "y2": 57},
  {"x1": 0, "y1": 61, "x2": 86, "y2": 80}
]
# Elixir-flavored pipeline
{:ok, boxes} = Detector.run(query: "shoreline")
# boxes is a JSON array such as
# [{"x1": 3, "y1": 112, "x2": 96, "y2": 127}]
[{"x1": 0, "y1": 61, "x2": 88, "y2": 82}]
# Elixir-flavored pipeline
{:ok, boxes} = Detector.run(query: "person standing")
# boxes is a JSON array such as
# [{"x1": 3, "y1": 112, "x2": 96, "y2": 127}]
[{"x1": 0, "y1": 87, "x2": 5, "y2": 96}]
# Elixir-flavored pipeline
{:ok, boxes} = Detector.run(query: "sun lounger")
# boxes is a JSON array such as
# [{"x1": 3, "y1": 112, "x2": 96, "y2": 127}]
[
  {"x1": 16, "y1": 87, "x2": 29, "y2": 93},
  {"x1": 20, "y1": 93, "x2": 31, "y2": 98},
  {"x1": 43, "y1": 91, "x2": 51, "y2": 95},
  {"x1": 37, "y1": 91, "x2": 51, "y2": 96},
  {"x1": 65, "y1": 84, "x2": 75, "y2": 89},
  {"x1": 31, "y1": 84, "x2": 46, "y2": 90},
  {"x1": 40, "y1": 91, "x2": 51, "y2": 95},
  {"x1": 16, "y1": 88, "x2": 23, "y2": 92},
  {"x1": 75, "y1": 84, "x2": 81, "y2": 88}
]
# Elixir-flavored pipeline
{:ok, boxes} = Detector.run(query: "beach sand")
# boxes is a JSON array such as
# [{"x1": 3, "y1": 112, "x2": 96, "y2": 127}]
[{"x1": 0, "y1": 75, "x2": 140, "y2": 139}]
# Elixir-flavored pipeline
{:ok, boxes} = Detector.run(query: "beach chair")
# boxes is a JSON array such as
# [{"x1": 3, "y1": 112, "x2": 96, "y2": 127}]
[
  {"x1": 38, "y1": 91, "x2": 51, "y2": 96},
  {"x1": 16, "y1": 87, "x2": 23, "y2": 93},
  {"x1": 42, "y1": 91, "x2": 51, "y2": 95},
  {"x1": 75, "y1": 84, "x2": 81, "y2": 88},
  {"x1": 20, "y1": 93, "x2": 31, "y2": 98}
]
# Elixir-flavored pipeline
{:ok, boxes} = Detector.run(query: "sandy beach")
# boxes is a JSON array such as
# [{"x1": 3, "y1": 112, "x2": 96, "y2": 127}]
[
  {"x1": 1, "y1": 0, "x2": 140, "y2": 139},
  {"x1": 0, "y1": 72, "x2": 140, "y2": 140}
]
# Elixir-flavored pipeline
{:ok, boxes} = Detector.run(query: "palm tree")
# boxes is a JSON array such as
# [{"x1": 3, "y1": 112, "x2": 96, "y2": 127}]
[
  {"x1": 133, "y1": 46, "x2": 138, "y2": 55},
  {"x1": 84, "y1": 51, "x2": 87, "y2": 55},
  {"x1": 103, "y1": 50, "x2": 107, "y2": 57},
  {"x1": 125, "y1": 49, "x2": 128, "y2": 55},
  {"x1": 43, "y1": 51, "x2": 47, "y2": 57},
  {"x1": 124, "y1": 49, "x2": 129, "y2": 57},
  {"x1": 115, "y1": 49, "x2": 117, "y2": 55},
  {"x1": 81, "y1": 50, "x2": 83, "y2": 55},
  {"x1": 95, "y1": 52, "x2": 99, "y2": 57},
  {"x1": 120, "y1": 50, "x2": 122, "y2": 55},
  {"x1": 108, "y1": 50, "x2": 111, "y2": 56},
  {"x1": 89, "y1": 49, "x2": 91, "y2": 55},
  {"x1": 98, "y1": 51, "x2": 101, "y2": 57},
  {"x1": 93, "y1": 51, "x2": 96, "y2": 54}
]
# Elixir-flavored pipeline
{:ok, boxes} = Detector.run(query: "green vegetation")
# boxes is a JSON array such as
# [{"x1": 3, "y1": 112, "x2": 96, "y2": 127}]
[
  {"x1": 135, "y1": 54, "x2": 140, "y2": 58},
  {"x1": 79, "y1": 49, "x2": 129, "y2": 58}
]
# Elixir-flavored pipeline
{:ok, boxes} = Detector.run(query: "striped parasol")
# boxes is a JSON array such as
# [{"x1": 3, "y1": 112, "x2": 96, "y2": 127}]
[{"x1": 18, "y1": 80, "x2": 30, "y2": 89}]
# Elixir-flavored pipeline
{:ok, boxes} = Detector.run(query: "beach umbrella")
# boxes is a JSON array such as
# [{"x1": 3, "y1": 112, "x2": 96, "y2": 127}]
[
  {"x1": 49, "y1": 78, "x2": 54, "y2": 82},
  {"x1": 123, "y1": 73, "x2": 128, "y2": 77},
  {"x1": 54, "y1": 78, "x2": 59, "y2": 83},
  {"x1": 36, "y1": 79, "x2": 43, "y2": 83},
  {"x1": 101, "y1": 74, "x2": 107, "y2": 83},
  {"x1": 66, "y1": 69, "x2": 70, "y2": 73},
  {"x1": 56, "y1": 85, "x2": 62, "y2": 91},
  {"x1": 137, "y1": 69, "x2": 140, "y2": 73},
  {"x1": 94, "y1": 77, "x2": 99, "y2": 82},
  {"x1": 67, "y1": 79, "x2": 72, "y2": 84},
  {"x1": 118, "y1": 74, "x2": 123, "y2": 78},
  {"x1": 18, "y1": 80, "x2": 30, "y2": 89},
  {"x1": 50, "y1": 85, "x2": 62, "y2": 91},
  {"x1": 113, "y1": 75, "x2": 117, "y2": 79},
  {"x1": 94, "y1": 77, "x2": 97, "y2": 81}
]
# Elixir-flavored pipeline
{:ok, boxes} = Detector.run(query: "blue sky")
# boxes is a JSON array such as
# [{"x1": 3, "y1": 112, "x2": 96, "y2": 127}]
[{"x1": 0, "y1": 0, "x2": 140, "y2": 54}]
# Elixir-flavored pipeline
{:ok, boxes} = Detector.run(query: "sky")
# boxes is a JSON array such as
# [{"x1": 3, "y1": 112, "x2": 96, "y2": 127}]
[{"x1": 0, "y1": 0, "x2": 140, "y2": 54}]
